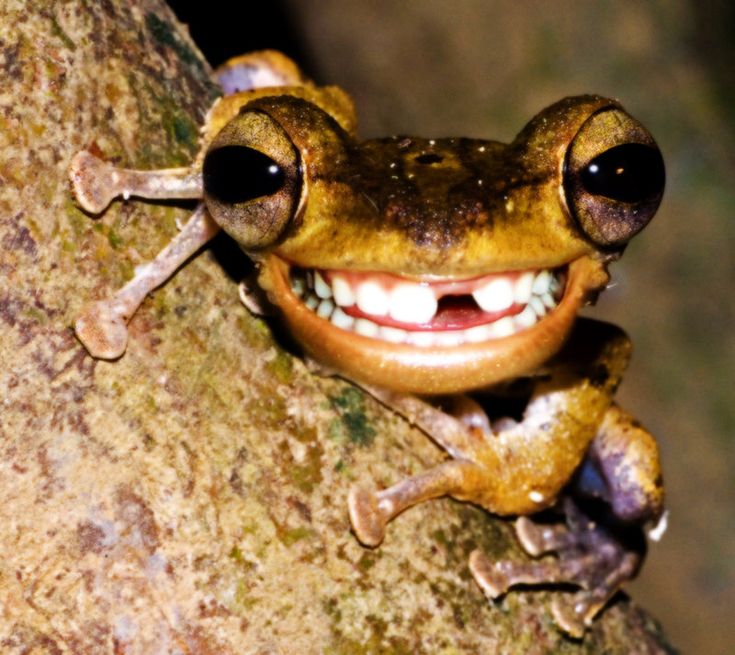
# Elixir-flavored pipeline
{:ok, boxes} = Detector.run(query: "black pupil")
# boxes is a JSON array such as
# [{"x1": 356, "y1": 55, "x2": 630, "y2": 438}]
[
  {"x1": 581, "y1": 143, "x2": 664, "y2": 203},
  {"x1": 203, "y1": 145, "x2": 285, "y2": 203}
]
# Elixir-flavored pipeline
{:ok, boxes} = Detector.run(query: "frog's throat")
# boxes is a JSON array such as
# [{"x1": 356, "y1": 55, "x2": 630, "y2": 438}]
[{"x1": 259, "y1": 255, "x2": 609, "y2": 394}]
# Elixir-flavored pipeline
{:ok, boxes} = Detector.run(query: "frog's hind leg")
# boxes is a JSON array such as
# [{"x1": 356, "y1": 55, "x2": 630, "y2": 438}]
[
  {"x1": 214, "y1": 50, "x2": 309, "y2": 95},
  {"x1": 74, "y1": 203, "x2": 219, "y2": 359},
  {"x1": 470, "y1": 403, "x2": 664, "y2": 638},
  {"x1": 470, "y1": 497, "x2": 644, "y2": 637}
]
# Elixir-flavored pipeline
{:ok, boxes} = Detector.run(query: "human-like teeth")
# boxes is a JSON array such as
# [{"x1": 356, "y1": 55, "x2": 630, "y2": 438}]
[
  {"x1": 407, "y1": 331, "x2": 436, "y2": 347},
  {"x1": 314, "y1": 271, "x2": 332, "y2": 299},
  {"x1": 472, "y1": 278, "x2": 514, "y2": 313},
  {"x1": 316, "y1": 298, "x2": 334, "y2": 318},
  {"x1": 529, "y1": 296, "x2": 546, "y2": 317},
  {"x1": 532, "y1": 270, "x2": 552, "y2": 295},
  {"x1": 513, "y1": 272, "x2": 534, "y2": 304},
  {"x1": 488, "y1": 316, "x2": 516, "y2": 338},
  {"x1": 355, "y1": 281, "x2": 389, "y2": 316},
  {"x1": 388, "y1": 283, "x2": 438, "y2": 324},
  {"x1": 514, "y1": 305, "x2": 537, "y2": 329},
  {"x1": 465, "y1": 324, "x2": 493, "y2": 343},
  {"x1": 354, "y1": 317, "x2": 379, "y2": 337},
  {"x1": 291, "y1": 277, "x2": 306, "y2": 297},
  {"x1": 332, "y1": 274, "x2": 355, "y2": 307},
  {"x1": 292, "y1": 265, "x2": 565, "y2": 347},
  {"x1": 379, "y1": 326, "x2": 408, "y2": 343},
  {"x1": 330, "y1": 307, "x2": 355, "y2": 329},
  {"x1": 305, "y1": 295, "x2": 319, "y2": 310}
]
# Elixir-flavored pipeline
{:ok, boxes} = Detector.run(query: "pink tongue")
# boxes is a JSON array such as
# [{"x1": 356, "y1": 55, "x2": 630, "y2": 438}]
[{"x1": 343, "y1": 295, "x2": 523, "y2": 331}]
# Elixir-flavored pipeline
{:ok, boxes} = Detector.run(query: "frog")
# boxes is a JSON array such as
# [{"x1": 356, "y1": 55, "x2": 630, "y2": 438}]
[{"x1": 69, "y1": 50, "x2": 666, "y2": 638}]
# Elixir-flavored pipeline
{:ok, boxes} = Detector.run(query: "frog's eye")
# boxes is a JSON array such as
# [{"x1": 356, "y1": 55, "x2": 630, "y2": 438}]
[
  {"x1": 203, "y1": 110, "x2": 301, "y2": 249},
  {"x1": 204, "y1": 146, "x2": 286, "y2": 204},
  {"x1": 564, "y1": 108, "x2": 665, "y2": 247}
]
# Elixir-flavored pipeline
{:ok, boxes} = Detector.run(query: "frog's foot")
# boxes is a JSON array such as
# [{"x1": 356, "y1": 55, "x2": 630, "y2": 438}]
[
  {"x1": 469, "y1": 499, "x2": 645, "y2": 638},
  {"x1": 69, "y1": 151, "x2": 202, "y2": 214},
  {"x1": 75, "y1": 299, "x2": 131, "y2": 360},
  {"x1": 348, "y1": 486, "x2": 390, "y2": 547},
  {"x1": 74, "y1": 205, "x2": 220, "y2": 359}
]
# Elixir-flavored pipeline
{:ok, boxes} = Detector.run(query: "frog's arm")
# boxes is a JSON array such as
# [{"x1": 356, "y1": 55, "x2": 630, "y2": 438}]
[
  {"x1": 349, "y1": 319, "x2": 630, "y2": 543},
  {"x1": 73, "y1": 203, "x2": 218, "y2": 358},
  {"x1": 68, "y1": 52, "x2": 351, "y2": 359}
]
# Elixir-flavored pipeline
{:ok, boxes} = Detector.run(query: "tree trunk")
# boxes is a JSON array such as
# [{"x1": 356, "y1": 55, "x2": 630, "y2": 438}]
[{"x1": 0, "y1": 1, "x2": 675, "y2": 652}]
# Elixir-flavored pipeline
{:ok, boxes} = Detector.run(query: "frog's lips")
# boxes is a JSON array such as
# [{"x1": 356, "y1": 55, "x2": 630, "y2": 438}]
[{"x1": 262, "y1": 255, "x2": 607, "y2": 394}]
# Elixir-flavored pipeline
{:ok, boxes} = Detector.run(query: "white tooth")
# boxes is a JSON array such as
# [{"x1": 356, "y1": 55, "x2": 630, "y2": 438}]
[
  {"x1": 332, "y1": 275, "x2": 355, "y2": 307},
  {"x1": 435, "y1": 331, "x2": 464, "y2": 347},
  {"x1": 549, "y1": 273, "x2": 562, "y2": 295},
  {"x1": 330, "y1": 307, "x2": 355, "y2": 329},
  {"x1": 291, "y1": 277, "x2": 305, "y2": 297},
  {"x1": 356, "y1": 281, "x2": 389, "y2": 316},
  {"x1": 541, "y1": 292, "x2": 556, "y2": 309},
  {"x1": 316, "y1": 298, "x2": 334, "y2": 318},
  {"x1": 314, "y1": 271, "x2": 332, "y2": 299},
  {"x1": 472, "y1": 278, "x2": 514, "y2": 313},
  {"x1": 379, "y1": 326, "x2": 408, "y2": 343},
  {"x1": 389, "y1": 284, "x2": 438, "y2": 324},
  {"x1": 305, "y1": 294, "x2": 319, "y2": 310},
  {"x1": 514, "y1": 305, "x2": 537, "y2": 329},
  {"x1": 513, "y1": 272, "x2": 534, "y2": 304},
  {"x1": 532, "y1": 270, "x2": 552, "y2": 295},
  {"x1": 488, "y1": 316, "x2": 516, "y2": 338},
  {"x1": 407, "y1": 331, "x2": 435, "y2": 347},
  {"x1": 354, "y1": 318, "x2": 379, "y2": 337},
  {"x1": 529, "y1": 296, "x2": 546, "y2": 317},
  {"x1": 465, "y1": 325, "x2": 492, "y2": 343}
]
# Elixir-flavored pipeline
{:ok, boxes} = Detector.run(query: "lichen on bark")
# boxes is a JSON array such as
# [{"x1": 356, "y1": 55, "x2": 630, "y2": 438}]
[{"x1": 0, "y1": 1, "x2": 675, "y2": 652}]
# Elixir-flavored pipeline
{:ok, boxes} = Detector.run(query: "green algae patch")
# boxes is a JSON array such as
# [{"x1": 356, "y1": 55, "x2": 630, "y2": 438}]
[
  {"x1": 329, "y1": 386, "x2": 376, "y2": 447},
  {"x1": 280, "y1": 526, "x2": 316, "y2": 547},
  {"x1": 356, "y1": 551, "x2": 377, "y2": 573},
  {"x1": 160, "y1": 105, "x2": 199, "y2": 155},
  {"x1": 265, "y1": 347, "x2": 294, "y2": 385},
  {"x1": 287, "y1": 440, "x2": 325, "y2": 494},
  {"x1": 145, "y1": 12, "x2": 201, "y2": 69},
  {"x1": 435, "y1": 503, "x2": 514, "y2": 570},
  {"x1": 48, "y1": 14, "x2": 75, "y2": 50},
  {"x1": 107, "y1": 227, "x2": 123, "y2": 249}
]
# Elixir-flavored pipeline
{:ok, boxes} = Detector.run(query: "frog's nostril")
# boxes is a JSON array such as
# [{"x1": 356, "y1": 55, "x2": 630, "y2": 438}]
[{"x1": 414, "y1": 153, "x2": 444, "y2": 165}]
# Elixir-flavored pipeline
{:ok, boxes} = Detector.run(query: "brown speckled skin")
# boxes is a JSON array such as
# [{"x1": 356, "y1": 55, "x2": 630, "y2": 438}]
[{"x1": 247, "y1": 95, "x2": 619, "y2": 276}]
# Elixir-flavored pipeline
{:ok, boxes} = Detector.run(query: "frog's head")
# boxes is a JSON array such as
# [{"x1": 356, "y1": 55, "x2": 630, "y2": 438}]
[{"x1": 201, "y1": 94, "x2": 664, "y2": 393}]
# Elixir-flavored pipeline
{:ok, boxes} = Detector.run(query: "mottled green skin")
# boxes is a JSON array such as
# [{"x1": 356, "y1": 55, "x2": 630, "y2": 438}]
[{"x1": 0, "y1": 1, "x2": 674, "y2": 653}]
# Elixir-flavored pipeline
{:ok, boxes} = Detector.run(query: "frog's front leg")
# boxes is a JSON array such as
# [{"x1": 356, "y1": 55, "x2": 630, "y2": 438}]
[{"x1": 70, "y1": 153, "x2": 218, "y2": 359}]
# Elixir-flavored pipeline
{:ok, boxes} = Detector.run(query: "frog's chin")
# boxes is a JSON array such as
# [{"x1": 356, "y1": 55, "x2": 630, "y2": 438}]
[{"x1": 259, "y1": 255, "x2": 609, "y2": 394}]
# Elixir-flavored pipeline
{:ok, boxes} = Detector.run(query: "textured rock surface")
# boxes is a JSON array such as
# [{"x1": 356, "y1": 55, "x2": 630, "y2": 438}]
[{"x1": 0, "y1": 1, "x2": 675, "y2": 652}]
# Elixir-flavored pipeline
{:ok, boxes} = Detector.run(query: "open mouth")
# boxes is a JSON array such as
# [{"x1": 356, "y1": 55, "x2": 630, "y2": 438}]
[{"x1": 288, "y1": 265, "x2": 566, "y2": 347}]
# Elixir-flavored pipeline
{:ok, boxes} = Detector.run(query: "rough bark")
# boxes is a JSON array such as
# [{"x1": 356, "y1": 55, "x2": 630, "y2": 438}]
[{"x1": 0, "y1": 1, "x2": 675, "y2": 653}]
